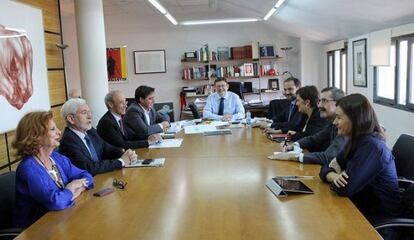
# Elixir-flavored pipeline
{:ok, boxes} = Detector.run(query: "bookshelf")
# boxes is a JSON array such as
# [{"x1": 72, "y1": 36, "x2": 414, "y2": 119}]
[{"x1": 180, "y1": 44, "x2": 286, "y2": 118}]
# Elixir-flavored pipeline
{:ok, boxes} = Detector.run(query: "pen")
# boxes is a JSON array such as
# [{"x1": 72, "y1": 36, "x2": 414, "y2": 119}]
[{"x1": 277, "y1": 176, "x2": 315, "y2": 179}]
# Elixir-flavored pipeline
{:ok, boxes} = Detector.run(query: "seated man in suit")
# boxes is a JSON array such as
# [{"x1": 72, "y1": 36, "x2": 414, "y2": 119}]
[
  {"x1": 97, "y1": 90, "x2": 162, "y2": 149},
  {"x1": 59, "y1": 98, "x2": 137, "y2": 175},
  {"x1": 269, "y1": 87, "x2": 347, "y2": 165},
  {"x1": 264, "y1": 77, "x2": 307, "y2": 133},
  {"x1": 203, "y1": 78, "x2": 245, "y2": 122},
  {"x1": 123, "y1": 85, "x2": 170, "y2": 139}
]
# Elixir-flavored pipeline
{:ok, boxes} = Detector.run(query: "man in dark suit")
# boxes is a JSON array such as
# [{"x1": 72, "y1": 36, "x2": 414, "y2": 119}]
[
  {"x1": 264, "y1": 77, "x2": 307, "y2": 133},
  {"x1": 123, "y1": 85, "x2": 170, "y2": 140},
  {"x1": 59, "y1": 98, "x2": 138, "y2": 175},
  {"x1": 97, "y1": 90, "x2": 162, "y2": 149}
]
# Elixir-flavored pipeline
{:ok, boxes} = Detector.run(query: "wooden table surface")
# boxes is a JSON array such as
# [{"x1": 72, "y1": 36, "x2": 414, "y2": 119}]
[{"x1": 16, "y1": 127, "x2": 381, "y2": 240}]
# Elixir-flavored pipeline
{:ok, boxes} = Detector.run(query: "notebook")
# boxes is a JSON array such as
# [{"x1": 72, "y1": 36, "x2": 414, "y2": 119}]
[
  {"x1": 203, "y1": 129, "x2": 232, "y2": 136},
  {"x1": 125, "y1": 158, "x2": 165, "y2": 168},
  {"x1": 266, "y1": 177, "x2": 314, "y2": 197}
]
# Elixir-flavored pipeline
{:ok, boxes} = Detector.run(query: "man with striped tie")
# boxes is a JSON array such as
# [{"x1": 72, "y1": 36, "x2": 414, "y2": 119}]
[{"x1": 59, "y1": 98, "x2": 137, "y2": 175}]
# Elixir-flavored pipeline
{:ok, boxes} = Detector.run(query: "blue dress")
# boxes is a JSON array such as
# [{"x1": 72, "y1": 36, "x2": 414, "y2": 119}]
[
  {"x1": 13, "y1": 151, "x2": 94, "y2": 228},
  {"x1": 320, "y1": 134, "x2": 401, "y2": 218}
]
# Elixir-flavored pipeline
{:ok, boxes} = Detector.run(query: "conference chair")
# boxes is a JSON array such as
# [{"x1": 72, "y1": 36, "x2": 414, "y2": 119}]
[
  {"x1": 267, "y1": 99, "x2": 290, "y2": 119},
  {"x1": 373, "y1": 134, "x2": 414, "y2": 238},
  {"x1": 0, "y1": 171, "x2": 22, "y2": 240},
  {"x1": 188, "y1": 102, "x2": 200, "y2": 119},
  {"x1": 228, "y1": 82, "x2": 244, "y2": 100}
]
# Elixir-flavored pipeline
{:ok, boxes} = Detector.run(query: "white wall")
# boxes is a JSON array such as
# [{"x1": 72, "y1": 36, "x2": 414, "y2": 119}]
[
  {"x1": 300, "y1": 39, "x2": 324, "y2": 87},
  {"x1": 62, "y1": 11, "x2": 324, "y2": 121},
  {"x1": 322, "y1": 24, "x2": 414, "y2": 146}
]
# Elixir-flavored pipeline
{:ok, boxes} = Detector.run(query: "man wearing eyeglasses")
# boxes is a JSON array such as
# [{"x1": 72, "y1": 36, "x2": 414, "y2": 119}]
[
  {"x1": 203, "y1": 78, "x2": 245, "y2": 122},
  {"x1": 269, "y1": 87, "x2": 347, "y2": 165},
  {"x1": 59, "y1": 98, "x2": 137, "y2": 175}
]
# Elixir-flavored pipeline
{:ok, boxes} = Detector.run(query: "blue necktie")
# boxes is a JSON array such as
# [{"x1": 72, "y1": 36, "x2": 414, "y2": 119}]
[
  {"x1": 218, "y1": 97, "x2": 225, "y2": 116},
  {"x1": 287, "y1": 102, "x2": 295, "y2": 121},
  {"x1": 84, "y1": 135, "x2": 99, "y2": 162}
]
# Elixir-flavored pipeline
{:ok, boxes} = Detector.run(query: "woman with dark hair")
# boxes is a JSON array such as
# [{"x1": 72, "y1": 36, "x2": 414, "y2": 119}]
[
  {"x1": 319, "y1": 94, "x2": 401, "y2": 219},
  {"x1": 288, "y1": 85, "x2": 328, "y2": 141},
  {"x1": 12, "y1": 111, "x2": 94, "y2": 228}
]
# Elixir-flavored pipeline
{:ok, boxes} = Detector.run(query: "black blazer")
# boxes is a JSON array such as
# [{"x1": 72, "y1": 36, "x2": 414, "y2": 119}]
[
  {"x1": 97, "y1": 111, "x2": 148, "y2": 149},
  {"x1": 290, "y1": 108, "x2": 329, "y2": 142},
  {"x1": 59, "y1": 127, "x2": 124, "y2": 175},
  {"x1": 271, "y1": 100, "x2": 307, "y2": 133},
  {"x1": 123, "y1": 103, "x2": 169, "y2": 139}
]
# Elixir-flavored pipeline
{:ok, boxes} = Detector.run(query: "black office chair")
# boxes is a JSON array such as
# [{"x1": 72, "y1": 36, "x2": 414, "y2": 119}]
[
  {"x1": 373, "y1": 134, "x2": 414, "y2": 239},
  {"x1": 0, "y1": 171, "x2": 23, "y2": 240},
  {"x1": 267, "y1": 99, "x2": 290, "y2": 119},
  {"x1": 188, "y1": 102, "x2": 200, "y2": 119},
  {"x1": 228, "y1": 82, "x2": 243, "y2": 100}
]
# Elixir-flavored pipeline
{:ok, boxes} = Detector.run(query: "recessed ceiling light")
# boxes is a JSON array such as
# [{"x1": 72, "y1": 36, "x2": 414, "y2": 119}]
[
  {"x1": 263, "y1": 0, "x2": 287, "y2": 21},
  {"x1": 147, "y1": 0, "x2": 177, "y2": 25}
]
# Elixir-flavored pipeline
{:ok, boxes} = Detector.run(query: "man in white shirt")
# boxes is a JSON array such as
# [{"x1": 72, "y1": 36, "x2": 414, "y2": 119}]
[{"x1": 203, "y1": 78, "x2": 245, "y2": 121}]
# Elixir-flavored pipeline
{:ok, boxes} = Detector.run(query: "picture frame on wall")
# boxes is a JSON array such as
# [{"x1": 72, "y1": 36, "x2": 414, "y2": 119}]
[
  {"x1": 133, "y1": 50, "x2": 166, "y2": 74},
  {"x1": 352, "y1": 39, "x2": 367, "y2": 87},
  {"x1": 107, "y1": 46, "x2": 128, "y2": 83}
]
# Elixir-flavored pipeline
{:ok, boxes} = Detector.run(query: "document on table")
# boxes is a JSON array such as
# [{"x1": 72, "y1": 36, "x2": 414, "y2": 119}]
[
  {"x1": 184, "y1": 125, "x2": 217, "y2": 134},
  {"x1": 148, "y1": 139, "x2": 183, "y2": 148}
]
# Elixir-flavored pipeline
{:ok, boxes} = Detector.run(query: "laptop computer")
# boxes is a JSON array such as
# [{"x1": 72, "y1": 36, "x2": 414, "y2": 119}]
[{"x1": 266, "y1": 177, "x2": 314, "y2": 197}]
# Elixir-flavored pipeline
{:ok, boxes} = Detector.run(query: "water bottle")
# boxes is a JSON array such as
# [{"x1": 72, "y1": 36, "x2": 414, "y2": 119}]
[{"x1": 246, "y1": 111, "x2": 252, "y2": 125}]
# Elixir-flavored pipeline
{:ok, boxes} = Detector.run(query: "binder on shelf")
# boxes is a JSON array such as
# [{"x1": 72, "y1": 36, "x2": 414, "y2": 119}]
[{"x1": 252, "y1": 41, "x2": 260, "y2": 60}]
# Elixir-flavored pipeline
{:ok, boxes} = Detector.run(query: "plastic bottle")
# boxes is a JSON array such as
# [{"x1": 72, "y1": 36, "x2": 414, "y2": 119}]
[{"x1": 246, "y1": 111, "x2": 252, "y2": 125}]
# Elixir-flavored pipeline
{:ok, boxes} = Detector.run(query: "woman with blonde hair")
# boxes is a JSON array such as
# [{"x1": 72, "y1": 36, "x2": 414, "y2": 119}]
[{"x1": 12, "y1": 111, "x2": 93, "y2": 228}]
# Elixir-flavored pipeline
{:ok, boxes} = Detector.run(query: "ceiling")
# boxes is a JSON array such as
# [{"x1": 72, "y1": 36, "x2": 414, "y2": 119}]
[{"x1": 60, "y1": 0, "x2": 414, "y2": 43}]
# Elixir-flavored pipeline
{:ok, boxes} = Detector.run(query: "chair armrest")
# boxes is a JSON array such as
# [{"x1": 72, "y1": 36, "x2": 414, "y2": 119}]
[
  {"x1": 398, "y1": 177, "x2": 414, "y2": 185},
  {"x1": 373, "y1": 218, "x2": 414, "y2": 230}
]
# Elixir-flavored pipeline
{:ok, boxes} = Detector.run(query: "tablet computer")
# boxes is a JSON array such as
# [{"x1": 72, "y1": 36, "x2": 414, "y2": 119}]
[{"x1": 266, "y1": 177, "x2": 314, "y2": 197}]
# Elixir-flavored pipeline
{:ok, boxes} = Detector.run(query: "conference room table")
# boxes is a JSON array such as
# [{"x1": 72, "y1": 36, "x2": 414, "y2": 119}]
[{"x1": 16, "y1": 126, "x2": 381, "y2": 240}]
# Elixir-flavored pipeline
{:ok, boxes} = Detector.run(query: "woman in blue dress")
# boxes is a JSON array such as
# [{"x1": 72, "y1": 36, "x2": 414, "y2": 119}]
[
  {"x1": 319, "y1": 94, "x2": 401, "y2": 219},
  {"x1": 12, "y1": 111, "x2": 94, "y2": 228}
]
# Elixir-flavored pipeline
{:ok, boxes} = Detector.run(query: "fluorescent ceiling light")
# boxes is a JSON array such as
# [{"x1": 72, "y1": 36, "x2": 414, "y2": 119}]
[
  {"x1": 147, "y1": 0, "x2": 178, "y2": 25},
  {"x1": 148, "y1": 0, "x2": 167, "y2": 14},
  {"x1": 264, "y1": 0, "x2": 287, "y2": 21},
  {"x1": 181, "y1": 18, "x2": 259, "y2": 25},
  {"x1": 275, "y1": 0, "x2": 286, "y2": 8},
  {"x1": 165, "y1": 13, "x2": 178, "y2": 25},
  {"x1": 263, "y1": 8, "x2": 277, "y2": 20}
]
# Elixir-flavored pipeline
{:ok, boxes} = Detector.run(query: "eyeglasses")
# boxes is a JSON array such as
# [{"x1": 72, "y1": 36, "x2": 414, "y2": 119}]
[
  {"x1": 113, "y1": 178, "x2": 128, "y2": 189},
  {"x1": 318, "y1": 98, "x2": 335, "y2": 104}
]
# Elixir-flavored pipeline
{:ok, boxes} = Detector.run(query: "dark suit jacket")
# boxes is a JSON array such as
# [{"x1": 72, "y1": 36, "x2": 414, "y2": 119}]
[
  {"x1": 297, "y1": 123, "x2": 347, "y2": 165},
  {"x1": 123, "y1": 103, "x2": 169, "y2": 139},
  {"x1": 59, "y1": 127, "x2": 124, "y2": 175},
  {"x1": 271, "y1": 100, "x2": 307, "y2": 133},
  {"x1": 267, "y1": 99, "x2": 290, "y2": 120},
  {"x1": 97, "y1": 111, "x2": 148, "y2": 149},
  {"x1": 290, "y1": 108, "x2": 329, "y2": 142}
]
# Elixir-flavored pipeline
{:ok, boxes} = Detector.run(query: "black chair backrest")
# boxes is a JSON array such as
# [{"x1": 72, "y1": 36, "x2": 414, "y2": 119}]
[
  {"x1": 228, "y1": 82, "x2": 243, "y2": 100},
  {"x1": 267, "y1": 99, "x2": 290, "y2": 120},
  {"x1": 0, "y1": 171, "x2": 16, "y2": 229},
  {"x1": 188, "y1": 102, "x2": 200, "y2": 119},
  {"x1": 392, "y1": 134, "x2": 414, "y2": 180}
]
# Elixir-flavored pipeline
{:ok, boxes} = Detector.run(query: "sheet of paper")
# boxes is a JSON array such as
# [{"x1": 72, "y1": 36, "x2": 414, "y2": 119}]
[
  {"x1": 184, "y1": 125, "x2": 217, "y2": 134},
  {"x1": 148, "y1": 139, "x2": 183, "y2": 148}
]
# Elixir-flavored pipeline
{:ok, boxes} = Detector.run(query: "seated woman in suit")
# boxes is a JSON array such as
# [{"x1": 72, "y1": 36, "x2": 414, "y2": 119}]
[
  {"x1": 319, "y1": 94, "x2": 401, "y2": 220},
  {"x1": 12, "y1": 111, "x2": 94, "y2": 228},
  {"x1": 266, "y1": 85, "x2": 327, "y2": 142}
]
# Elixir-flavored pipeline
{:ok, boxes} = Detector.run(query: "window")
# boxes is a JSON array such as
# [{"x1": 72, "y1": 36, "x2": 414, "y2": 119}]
[
  {"x1": 327, "y1": 48, "x2": 347, "y2": 93},
  {"x1": 374, "y1": 34, "x2": 414, "y2": 111}
]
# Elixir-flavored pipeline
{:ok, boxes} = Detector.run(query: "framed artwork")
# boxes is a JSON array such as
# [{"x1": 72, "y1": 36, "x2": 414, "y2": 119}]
[
  {"x1": 268, "y1": 78, "x2": 279, "y2": 90},
  {"x1": 243, "y1": 63, "x2": 254, "y2": 77},
  {"x1": 133, "y1": 50, "x2": 166, "y2": 74},
  {"x1": 353, "y1": 39, "x2": 367, "y2": 87},
  {"x1": 0, "y1": 1, "x2": 50, "y2": 133},
  {"x1": 106, "y1": 46, "x2": 128, "y2": 83},
  {"x1": 259, "y1": 44, "x2": 276, "y2": 58}
]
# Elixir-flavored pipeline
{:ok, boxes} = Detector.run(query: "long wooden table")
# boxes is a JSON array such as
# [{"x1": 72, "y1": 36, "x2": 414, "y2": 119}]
[{"x1": 16, "y1": 127, "x2": 381, "y2": 240}]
